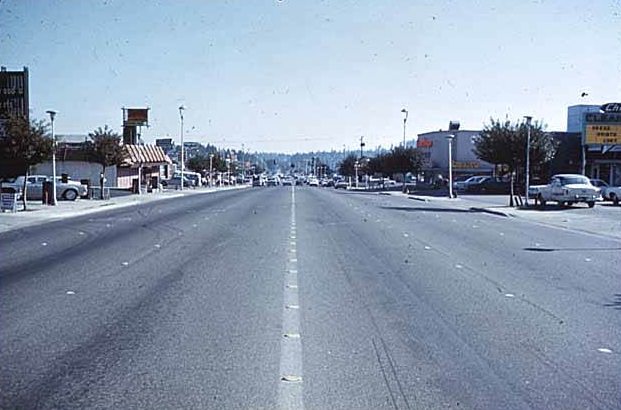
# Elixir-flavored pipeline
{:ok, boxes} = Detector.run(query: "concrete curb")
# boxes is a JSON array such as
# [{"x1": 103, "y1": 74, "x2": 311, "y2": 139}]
[{"x1": 468, "y1": 207, "x2": 512, "y2": 218}]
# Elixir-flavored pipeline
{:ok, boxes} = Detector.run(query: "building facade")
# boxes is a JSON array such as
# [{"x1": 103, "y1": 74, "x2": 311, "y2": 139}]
[
  {"x1": 416, "y1": 128, "x2": 494, "y2": 182},
  {"x1": 567, "y1": 104, "x2": 621, "y2": 186}
]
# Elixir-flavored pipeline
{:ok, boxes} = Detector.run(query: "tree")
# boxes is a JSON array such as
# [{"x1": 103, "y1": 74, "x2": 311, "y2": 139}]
[
  {"x1": 381, "y1": 146, "x2": 424, "y2": 190},
  {"x1": 86, "y1": 126, "x2": 124, "y2": 199},
  {"x1": 338, "y1": 153, "x2": 358, "y2": 177},
  {"x1": 187, "y1": 155, "x2": 209, "y2": 174},
  {"x1": 0, "y1": 115, "x2": 53, "y2": 210},
  {"x1": 473, "y1": 118, "x2": 557, "y2": 205}
]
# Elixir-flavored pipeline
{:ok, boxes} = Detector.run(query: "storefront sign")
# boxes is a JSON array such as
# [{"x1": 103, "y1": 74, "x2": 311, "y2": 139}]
[
  {"x1": 0, "y1": 68, "x2": 29, "y2": 121},
  {"x1": 1, "y1": 191, "x2": 17, "y2": 212},
  {"x1": 600, "y1": 102, "x2": 621, "y2": 113},
  {"x1": 585, "y1": 124, "x2": 621, "y2": 145},
  {"x1": 417, "y1": 139, "x2": 433, "y2": 148},
  {"x1": 452, "y1": 161, "x2": 480, "y2": 169}
]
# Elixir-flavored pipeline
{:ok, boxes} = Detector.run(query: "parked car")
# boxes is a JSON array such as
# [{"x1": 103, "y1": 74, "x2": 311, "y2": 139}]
[
  {"x1": 308, "y1": 177, "x2": 319, "y2": 187},
  {"x1": 589, "y1": 179, "x2": 609, "y2": 198},
  {"x1": 281, "y1": 177, "x2": 294, "y2": 186},
  {"x1": 535, "y1": 174, "x2": 600, "y2": 208},
  {"x1": 465, "y1": 177, "x2": 510, "y2": 194},
  {"x1": 334, "y1": 180, "x2": 348, "y2": 189},
  {"x1": 162, "y1": 176, "x2": 193, "y2": 189},
  {"x1": 1, "y1": 175, "x2": 87, "y2": 201},
  {"x1": 454, "y1": 175, "x2": 487, "y2": 191},
  {"x1": 605, "y1": 185, "x2": 621, "y2": 205}
]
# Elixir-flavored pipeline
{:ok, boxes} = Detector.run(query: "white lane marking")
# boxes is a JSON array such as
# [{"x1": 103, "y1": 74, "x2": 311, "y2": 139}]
[
  {"x1": 66, "y1": 290, "x2": 75, "y2": 295},
  {"x1": 584, "y1": 258, "x2": 592, "y2": 262},
  {"x1": 154, "y1": 244, "x2": 161, "y2": 248},
  {"x1": 597, "y1": 348, "x2": 612, "y2": 354},
  {"x1": 279, "y1": 184, "x2": 304, "y2": 409},
  {"x1": 106, "y1": 223, "x2": 111, "y2": 228},
  {"x1": 403, "y1": 233, "x2": 409, "y2": 237},
  {"x1": 121, "y1": 261, "x2": 129, "y2": 266},
  {"x1": 504, "y1": 293, "x2": 515, "y2": 298},
  {"x1": 41, "y1": 242, "x2": 47, "y2": 246},
  {"x1": 424, "y1": 246, "x2": 431, "y2": 250},
  {"x1": 192, "y1": 224, "x2": 198, "y2": 228},
  {"x1": 78, "y1": 231, "x2": 85, "y2": 235},
  {"x1": 499, "y1": 232, "x2": 504, "y2": 236},
  {"x1": 455, "y1": 264, "x2": 463, "y2": 269}
]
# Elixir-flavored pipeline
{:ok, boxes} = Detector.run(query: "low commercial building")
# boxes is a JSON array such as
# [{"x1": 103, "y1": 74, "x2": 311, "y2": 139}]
[{"x1": 416, "y1": 123, "x2": 494, "y2": 183}]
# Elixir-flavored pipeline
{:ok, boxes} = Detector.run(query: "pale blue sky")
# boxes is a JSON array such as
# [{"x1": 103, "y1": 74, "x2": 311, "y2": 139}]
[{"x1": 2, "y1": 0, "x2": 620, "y2": 153}]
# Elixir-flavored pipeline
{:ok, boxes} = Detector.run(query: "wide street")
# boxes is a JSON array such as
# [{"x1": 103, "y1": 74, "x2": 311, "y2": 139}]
[{"x1": 1, "y1": 186, "x2": 620, "y2": 409}]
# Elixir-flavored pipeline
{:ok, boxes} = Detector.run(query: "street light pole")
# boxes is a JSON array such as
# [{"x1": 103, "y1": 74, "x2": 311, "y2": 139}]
[
  {"x1": 354, "y1": 161, "x2": 359, "y2": 189},
  {"x1": 178, "y1": 106, "x2": 185, "y2": 191},
  {"x1": 524, "y1": 116, "x2": 532, "y2": 207},
  {"x1": 401, "y1": 108, "x2": 409, "y2": 147},
  {"x1": 46, "y1": 110, "x2": 57, "y2": 205},
  {"x1": 209, "y1": 153, "x2": 214, "y2": 188},
  {"x1": 446, "y1": 134, "x2": 455, "y2": 199}
]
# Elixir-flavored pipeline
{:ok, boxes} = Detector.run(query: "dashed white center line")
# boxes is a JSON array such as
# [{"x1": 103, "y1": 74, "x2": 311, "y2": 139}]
[
  {"x1": 597, "y1": 348, "x2": 612, "y2": 354},
  {"x1": 279, "y1": 184, "x2": 304, "y2": 409}
]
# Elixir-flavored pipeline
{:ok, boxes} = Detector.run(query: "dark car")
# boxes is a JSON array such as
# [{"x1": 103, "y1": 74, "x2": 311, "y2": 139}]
[{"x1": 466, "y1": 177, "x2": 511, "y2": 194}]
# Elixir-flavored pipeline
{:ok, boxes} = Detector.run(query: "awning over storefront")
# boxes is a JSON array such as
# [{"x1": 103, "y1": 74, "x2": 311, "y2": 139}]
[{"x1": 121, "y1": 144, "x2": 172, "y2": 167}]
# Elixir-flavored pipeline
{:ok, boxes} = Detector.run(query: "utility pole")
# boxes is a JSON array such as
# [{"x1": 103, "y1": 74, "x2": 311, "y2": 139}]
[
  {"x1": 524, "y1": 116, "x2": 532, "y2": 207},
  {"x1": 179, "y1": 106, "x2": 185, "y2": 191},
  {"x1": 46, "y1": 110, "x2": 57, "y2": 205},
  {"x1": 360, "y1": 136, "x2": 365, "y2": 159}
]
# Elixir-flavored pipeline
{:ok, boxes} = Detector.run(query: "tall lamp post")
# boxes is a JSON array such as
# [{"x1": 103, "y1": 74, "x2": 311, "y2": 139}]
[
  {"x1": 178, "y1": 106, "x2": 185, "y2": 191},
  {"x1": 401, "y1": 108, "x2": 409, "y2": 147},
  {"x1": 446, "y1": 134, "x2": 455, "y2": 198},
  {"x1": 209, "y1": 153, "x2": 214, "y2": 188},
  {"x1": 46, "y1": 110, "x2": 58, "y2": 205},
  {"x1": 524, "y1": 116, "x2": 532, "y2": 207},
  {"x1": 354, "y1": 160, "x2": 359, "y2": 189}
]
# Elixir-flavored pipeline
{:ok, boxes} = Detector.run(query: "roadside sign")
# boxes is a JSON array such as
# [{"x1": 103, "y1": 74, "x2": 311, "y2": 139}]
[{"x1": 1, "y1": 190, "x2": 17, "y2": 212}]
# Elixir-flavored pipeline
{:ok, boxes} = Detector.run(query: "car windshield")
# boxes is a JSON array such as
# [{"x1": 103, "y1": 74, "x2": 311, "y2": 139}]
[
  {"x1": 2, "y1": 2, "x2": 620, "y2": 409},
  {"x1": 558, "y1": 176, "x2": 590, "y2": 185}
]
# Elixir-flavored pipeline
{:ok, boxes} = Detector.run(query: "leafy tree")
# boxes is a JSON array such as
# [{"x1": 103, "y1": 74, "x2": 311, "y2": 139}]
[
  {"x1": 187, "y1": 155, "x2": 210, "y2": 174},
  {"x1": 473, "y1": 118, "x2": 557, "y2": 205},
  {"x1": 377, "y1": 146, "x2": 423, "y2": 189},
  {"x1": 86, "y1": 126, "x2": 124, "y2": 199},
  {"x1": 0, "y1": 115, "x2": 53, "y2": 210},
  {"x1": 338, "y1": 153, "x2": 358, "y2": 177}
]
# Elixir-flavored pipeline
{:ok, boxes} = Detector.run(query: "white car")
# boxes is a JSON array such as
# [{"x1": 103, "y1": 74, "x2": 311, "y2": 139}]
[
  {"x1": 454, "y1": 175, "x2": 487, "y2": 191},
  {"x1": 1, "y1": 175, "x2": 87, "y2": 201},
  {"x1": 535, "y1": 174, "x2": 600, "y2": 208},
  {"x1": 605, "y1": 186, "x2": 621, "y2": 205},
  {"x1": 308, "y1": 177, "x2": 319, "y2": 187}
]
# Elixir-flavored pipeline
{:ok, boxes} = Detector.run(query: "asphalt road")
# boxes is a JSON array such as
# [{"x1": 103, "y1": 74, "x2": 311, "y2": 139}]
[{"x1": 1, "y1": 186, "x2": 619, "y2": 409}]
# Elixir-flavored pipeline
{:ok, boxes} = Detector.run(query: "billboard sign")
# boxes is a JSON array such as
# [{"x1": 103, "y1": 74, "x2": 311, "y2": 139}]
[
  {"x1": 123, "y1": 108, "x2": 149, "y2": 126},
  {"x1": 0, "y1": 68, "x2": 29, "y2": 121},
  {"x1": 584, "y1": 112, "x2": 621, "y2": 145}
]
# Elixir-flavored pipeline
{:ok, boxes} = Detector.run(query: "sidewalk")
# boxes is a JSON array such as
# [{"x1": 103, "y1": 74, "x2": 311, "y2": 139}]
[
  {"x1": 389, "y1": 190, "x2": 621, "y2": 240},
  {"x1": 0, "y1": 185, "x2": 249, "y2": 234}
]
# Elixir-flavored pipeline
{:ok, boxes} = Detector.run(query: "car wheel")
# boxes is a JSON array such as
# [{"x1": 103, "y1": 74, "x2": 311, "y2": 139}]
[
  {"x1": 63, "y1": 189, "x2": 78, "y2": 201},
  {"x1": 587, "y1": 201, "x2": 595, "y2": 208},
  {"x1": 611, "y1": 193, "x2": 619, "y2": 206},
  {"x1": 537, "y1": 194, "x2": 546, "y2": 208}
]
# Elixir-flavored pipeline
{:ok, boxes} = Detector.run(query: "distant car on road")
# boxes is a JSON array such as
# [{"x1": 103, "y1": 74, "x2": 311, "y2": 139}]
[
  {"x1": 334, "y1": 180, "x2": 348, "y2": 189},
  {"x1": 308, "y1": 177, "x2": 319, "y2": 187},
  {"x1": 281, "y1": 177, "x2": 293, "y2": 186}
]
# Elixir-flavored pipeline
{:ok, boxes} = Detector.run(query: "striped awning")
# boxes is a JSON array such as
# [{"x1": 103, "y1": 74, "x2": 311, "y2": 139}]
[{"x1": 121, "y1": 144, "x2": 172, "y2": 167}]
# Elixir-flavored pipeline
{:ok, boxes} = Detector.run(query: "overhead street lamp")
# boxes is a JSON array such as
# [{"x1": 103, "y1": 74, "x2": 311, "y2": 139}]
[
  {"x1": 524, "y1": 116, "x2": 532, "y2": 207},
  {"x1": 446, "y1": 134, "x2": 455, "y2": 199},
  {"x1": 401, "y1": 108, "x2": 409, "y2": 147},
  {"x1": 179, "y1": 106, "x2": 185, "y2": 191},
  {"x1": 46, "y1": 110, "x2": 57, "y2": 205}
]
